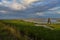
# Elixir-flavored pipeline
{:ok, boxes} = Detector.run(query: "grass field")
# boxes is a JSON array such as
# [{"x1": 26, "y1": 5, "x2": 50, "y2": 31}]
[
  {"x1": 0, "y1": 20, "x2": 60, "y2": 40},
  {"x1": 47, "y1": 23, "x2": 60, "y2": 30}
]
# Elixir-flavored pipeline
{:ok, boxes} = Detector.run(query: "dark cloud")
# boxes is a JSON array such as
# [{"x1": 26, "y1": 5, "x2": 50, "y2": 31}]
[{"x1": 0, "y1": 0, "x2": 60, "y2": 19}]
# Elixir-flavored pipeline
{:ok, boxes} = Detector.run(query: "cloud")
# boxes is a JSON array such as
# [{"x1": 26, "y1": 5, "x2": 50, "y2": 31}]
[
  {"x1": 1, "y1": 0, "x2": 60, "y2": 11},
  {"x1": 53, "y1": 11, "x2": 60, "y2": 14},
  {"x1": 48, "y1": 6, "x2": 60, "y2": 14},
  {"x1": 49, "y1": 7, "x2": 60, "y2": 11},
  {"x1": 21, "y1": 0, "x2": 38, "y2": 5},
  {"x1": 0, "y1": 0, "x2": 60, "y2": 18},
  {"x1": 36, "y1": 12, "x2": 44, "y2": 16},
  {"x1": 0, "y1": 0, "x2": 39, "y2": 10},
  {"x1": 8, "y1": 3, "x2": 26, "y2": 10},
  {"x1": 0, "y1": 10, "x2": 8, "y2": 14}
]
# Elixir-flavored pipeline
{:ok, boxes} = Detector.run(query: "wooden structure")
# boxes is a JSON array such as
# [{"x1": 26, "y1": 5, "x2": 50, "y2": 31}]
[{"x1": 47, "y1": 18, "x2": 51, "y2": 24}]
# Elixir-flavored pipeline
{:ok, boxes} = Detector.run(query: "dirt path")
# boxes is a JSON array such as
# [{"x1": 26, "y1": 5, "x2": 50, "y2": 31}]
[{"x1": 35, "y1": 24, "x2": 54, "y2": 30}]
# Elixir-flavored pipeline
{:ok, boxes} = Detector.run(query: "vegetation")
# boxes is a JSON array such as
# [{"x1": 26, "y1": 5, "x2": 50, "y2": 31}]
[
  {"x1": 0, "y1": 20, "x2": 60, "y2": 40},
  {"x1": 47, "y1": 23, "x2": 60, "y2": 30}
]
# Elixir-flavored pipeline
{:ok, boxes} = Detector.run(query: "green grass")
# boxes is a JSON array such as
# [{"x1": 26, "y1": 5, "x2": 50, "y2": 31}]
[
  {"x1": 47, "y1": 23, "x2": 60, "y2": 30},
  {"x1": 0, "y1": 20, "x2": 60, "y2": 40}
]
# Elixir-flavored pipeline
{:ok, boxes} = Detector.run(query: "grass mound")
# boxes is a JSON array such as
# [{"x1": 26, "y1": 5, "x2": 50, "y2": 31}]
[{"x1": 0, "y1": 27, "x2": 21, "y2": 40}]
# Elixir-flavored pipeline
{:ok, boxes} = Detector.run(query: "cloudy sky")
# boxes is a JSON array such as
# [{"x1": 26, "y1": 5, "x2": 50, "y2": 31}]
[{"x1": 0, "y1": 0, "x2": 60, "y2": 19}]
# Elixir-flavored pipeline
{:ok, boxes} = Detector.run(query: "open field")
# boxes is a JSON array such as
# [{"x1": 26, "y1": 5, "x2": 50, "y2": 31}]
[
  {"x1": 0, "y1": 20, "x2": 60, "y2": 40},
  {"x1": 48, "y1": 24, "x2": 60, "y2": 30}
]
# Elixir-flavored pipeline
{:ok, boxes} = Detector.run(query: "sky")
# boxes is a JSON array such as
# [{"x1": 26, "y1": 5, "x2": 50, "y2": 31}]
[{"x1": 0, "y1": 0, "x2": 60, "y2": 19}]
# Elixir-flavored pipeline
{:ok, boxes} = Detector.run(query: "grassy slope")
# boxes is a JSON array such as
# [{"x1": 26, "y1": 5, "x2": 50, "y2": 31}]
[
  {"x1": 0, "y1": 20, "x2": 60, "y2": 40},
  {"x1": 48, "y1": 23, "x2": 60, "y2": 30}
]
